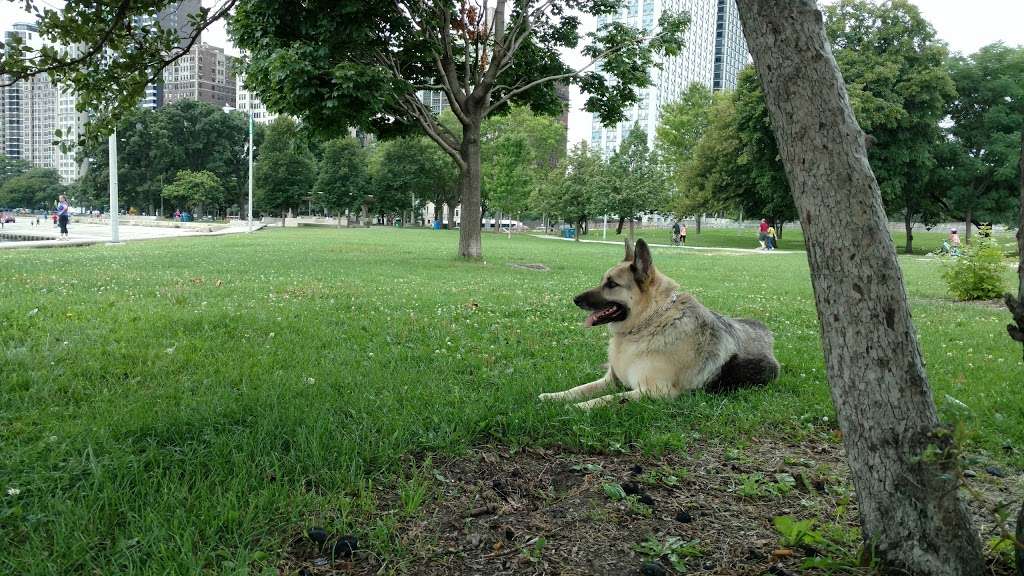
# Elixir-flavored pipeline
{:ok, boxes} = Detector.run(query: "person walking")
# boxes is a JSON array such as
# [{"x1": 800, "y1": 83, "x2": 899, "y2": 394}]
[
  {"x1": 680, "y1": 222, "x2": 687, "y2": 245},
  {"x1": 766, "y1": 224, "x2": 777, "y2": 250},
  {"x1": 949, "y1": 227, "x2": 961, "y2": 256},
  {"x1": 671, "y1": 221, "x2": 681, "y2": 246},
  {"x1": 758, "y1": 219, "x2": 769, "y2": 250},
  {"x1": 56, "y1": 194, "x2": 70, "y2": 240}
]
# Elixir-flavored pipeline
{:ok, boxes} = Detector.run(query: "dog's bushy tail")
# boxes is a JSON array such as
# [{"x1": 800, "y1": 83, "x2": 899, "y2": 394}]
[{"x1": 705, "y1": 354, "x2": 780, "y2": 394}]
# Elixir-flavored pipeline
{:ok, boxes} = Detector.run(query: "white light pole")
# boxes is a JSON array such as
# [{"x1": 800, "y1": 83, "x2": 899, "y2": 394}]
[
  {"x1": 109, "y1": 130, "x2": 119, "y2": 243},
  {"x1": 224, "y1": 105, "x2": 254, "y2": 232},
  {"x1": 603, "y1": 214, "x2": 608, "y2": 240}
]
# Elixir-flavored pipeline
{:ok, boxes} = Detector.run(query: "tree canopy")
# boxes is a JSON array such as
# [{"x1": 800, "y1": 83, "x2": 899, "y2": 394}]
[
  {"x1": 0, "y1": 167, "x2": 66, "y2": 209},
  {"x1": 161, "y1": 170, "x2": 226, "y2": 214},
  {"x1": 229, "y1": 0, "x2": 689, "y2": 258},
  {"x1": 602, "y1": 127, "x2": 667, "y2": 238},
  {"x1": 314, "y1": 137, "x2": 370, "y2": 217},
  {"x1": 254, "y1": 117, "x2": 316, "y2": 221},
  {"x1": 78, "y1": 100, "x2": 260, "y2": 215},
  {"x1": 947, "y1": 43, "x2": 1024, "y2": 230},
  {"x1": 367, "y1": 136, "x2": 456, "y2": 221},
  {"x1": 482, "y1": 106, "x2": 566, "y2": 222},
  {"x1": 823, "y1": 0, "x2": 956, "y2": 253}
]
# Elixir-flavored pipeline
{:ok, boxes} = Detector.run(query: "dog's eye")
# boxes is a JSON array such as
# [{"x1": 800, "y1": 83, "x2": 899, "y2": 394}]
[{"x1": 604, "y1": 279, "x2": 619, "y2": 289}]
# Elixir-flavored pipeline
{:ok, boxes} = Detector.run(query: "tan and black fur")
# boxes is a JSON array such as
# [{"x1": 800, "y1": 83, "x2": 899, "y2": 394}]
[{"x1": 540, "y1": 238, "x2": 779, "y2": 410}]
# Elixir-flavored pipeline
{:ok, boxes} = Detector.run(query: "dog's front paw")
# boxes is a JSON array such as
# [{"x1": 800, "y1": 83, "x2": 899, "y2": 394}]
[{"x1": 538, "y1": 392, "x2": 563, "y2": 402}]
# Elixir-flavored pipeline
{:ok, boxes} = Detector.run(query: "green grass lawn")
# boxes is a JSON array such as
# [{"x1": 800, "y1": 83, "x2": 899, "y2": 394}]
[
  {"x1": 550, "y1": 224, "x2": 1003, "y2": 255},
  {"x1": 1, "y1": 228, "x2": 1020, "y2": 574}
]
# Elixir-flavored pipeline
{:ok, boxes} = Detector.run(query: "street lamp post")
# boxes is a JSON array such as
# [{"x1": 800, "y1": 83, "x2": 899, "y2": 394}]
[
  {"x1": 224, "y1": 104, "x2": 254, "y2": 232},
  {"x1": 109, "y1": 130, "x2": 119, "y2": 243}
]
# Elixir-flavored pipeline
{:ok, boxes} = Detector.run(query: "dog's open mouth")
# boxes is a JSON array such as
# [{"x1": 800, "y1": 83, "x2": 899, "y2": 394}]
[{"x1": 584, "y1": 303, "x2": 628, "y2": 327}]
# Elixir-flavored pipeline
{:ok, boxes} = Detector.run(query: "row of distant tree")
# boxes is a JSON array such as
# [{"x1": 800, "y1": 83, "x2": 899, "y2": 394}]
[
  {"x1": 0, "y1": 156, "x2": 70, "y2": 210},
  {"x1": 658, "y1": 1, "x2": 1023, "y2": 253},
  {"x1": 4, "y1": 0, "x2": 1018, "y2": 241}
]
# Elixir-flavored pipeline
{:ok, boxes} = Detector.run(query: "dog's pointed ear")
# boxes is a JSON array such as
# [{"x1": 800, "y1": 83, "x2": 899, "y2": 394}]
[
  {"x1": 624, "y1": 238, "x2": 634, "y2": 261},
  {"x1": 631, "y1": 239, "x2": 652, "y2": 286}
]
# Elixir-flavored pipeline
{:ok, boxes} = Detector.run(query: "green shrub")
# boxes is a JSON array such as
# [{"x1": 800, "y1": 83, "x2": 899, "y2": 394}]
[{"x1": 941, "y1": 235, "x2": 1008, "y2": 301}]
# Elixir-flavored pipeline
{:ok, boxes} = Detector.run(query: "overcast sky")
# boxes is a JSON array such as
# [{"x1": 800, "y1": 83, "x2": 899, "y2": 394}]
[{"x1": 2, "y1": 0, "x2": 1023, "y2": 58}]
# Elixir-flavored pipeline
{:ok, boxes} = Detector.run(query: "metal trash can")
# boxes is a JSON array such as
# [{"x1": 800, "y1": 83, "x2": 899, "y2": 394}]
[{"x1": 562, "y1": 227, "x2": 576, "y2": 239}]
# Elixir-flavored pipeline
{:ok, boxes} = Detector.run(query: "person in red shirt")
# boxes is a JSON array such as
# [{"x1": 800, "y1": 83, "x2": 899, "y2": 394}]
[{"x1": 758, "y1": 219, "x2": 769, "y2": 250}]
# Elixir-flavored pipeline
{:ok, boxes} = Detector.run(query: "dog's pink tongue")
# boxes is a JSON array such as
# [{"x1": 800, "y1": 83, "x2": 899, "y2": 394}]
[{"x1": 584, "y1": 311, "x2": 600, "y2": 327}]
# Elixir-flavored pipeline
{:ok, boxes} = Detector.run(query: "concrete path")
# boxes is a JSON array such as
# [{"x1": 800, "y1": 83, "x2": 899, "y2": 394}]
[
  {"x1": 0, "y1": 220, "x2": 263, "y2": 250},
  {"x1": 529, "y1": 233, "x2": 800, "y2": 255}
]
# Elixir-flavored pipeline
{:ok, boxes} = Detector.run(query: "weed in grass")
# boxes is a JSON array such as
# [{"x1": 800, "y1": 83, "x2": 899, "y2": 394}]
[
  {"x1": 736, "y1": 472, "x2": 797, "y2": 498},
  {"x1": 634, "y1": 535, "x2": 704, "y2": 572},
  {"x1": 773, "y1": 515, "x2": 865, "y2": 571},
  {"x1": 602, "y1": 482, "x2": 627, "y2": 501}
]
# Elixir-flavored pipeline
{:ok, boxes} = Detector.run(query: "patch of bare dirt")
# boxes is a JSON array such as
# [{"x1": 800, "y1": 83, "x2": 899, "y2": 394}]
[{"x1": 282, "y1": 435, "x2": 1021, "y2": 575}]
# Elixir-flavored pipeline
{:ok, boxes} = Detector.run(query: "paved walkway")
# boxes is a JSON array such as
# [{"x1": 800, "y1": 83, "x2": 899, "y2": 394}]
[
  {"x1": 0, "y1": 220, "x2": 263, "y2": 250},
  {"x1": 530, "y1": 233, "x2": 799, "y2": 254}
]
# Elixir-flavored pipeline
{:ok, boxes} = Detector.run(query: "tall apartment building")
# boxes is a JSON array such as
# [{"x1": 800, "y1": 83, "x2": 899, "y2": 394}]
[
  {"x1": 418, "y1": 90, "x2": 449, "y2": 115},
  {"x1": 0, "y1": 23, "x2": 85, "y2": 183},
  {"x1": 578, "y1": 0, "x2": 748, "y2": 156},
  {"x1": 137, "y1": 0, "x2": 202, "y2": 109},
  {"x1": 163, "y1": 42, "x2": 237, "y2": 108},
  {"x1": 235, "y1": 71, "x2": 278, "y2": 124}
]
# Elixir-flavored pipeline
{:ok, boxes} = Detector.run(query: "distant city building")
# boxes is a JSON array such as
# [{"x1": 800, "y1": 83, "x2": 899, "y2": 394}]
[
  {"x1": 163, "y1": 42, "x2": 237, "y2": 108},
  {"x1": 712, "y1": 0, "x2": 746, "y2": 90},
  {"x1": 555, "y1": 82, "x2": 570, "y2": 127},
  {"x1": 137, "y1": 0, "x2": 202, "y2": 109},
  {"x1": 235, "y1": 71, "x2": 278, "y2": 124},
  {"x1": 418, "y1": 90, "x2": 449, "y2": 115},
  {"x1": 0, "y1": 23, "x2": 85, "y2": 184},
  {"x1": 158, "y1": 0, "x2": 202, "y2": 49},
  {"x1": 575, "y1": 0, "x2": 749, "y2": 156}
]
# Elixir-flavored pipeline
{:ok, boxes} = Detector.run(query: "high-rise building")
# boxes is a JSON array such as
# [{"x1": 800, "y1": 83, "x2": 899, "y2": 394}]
[
  {"x1": 712, "y1": 0, "x2": 746, "y2": 91},
  {"x1": 0, "y1": 23, "x2": 85, "y2": 183},
  {"x1": 158, "y1": 0, "x2": 202, "y2": 49},
  {"x1": 418, "y1": 90, "x2": 449, "y2": 115},
  {"x1": 573, "y1": 0, "x2": 748, "y2": 156},
  {"x1": 137, "y1": 1, "x2": 202, "y2": 109},
  {"x1": 162, "y1": 42, "x2": 237, "y2": 108},
  {"x1": 236, "y1": 71, "x2": 278, "y2": 124}
]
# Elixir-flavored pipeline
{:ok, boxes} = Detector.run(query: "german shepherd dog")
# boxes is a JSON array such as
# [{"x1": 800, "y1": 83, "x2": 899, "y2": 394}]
[{"x1": 540, "y1": 239, "x2": 779, "y2": 410}]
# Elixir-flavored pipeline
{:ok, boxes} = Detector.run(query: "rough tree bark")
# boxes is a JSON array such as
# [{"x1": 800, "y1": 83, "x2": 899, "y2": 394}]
[
  {"x1": 1007, "y1": 129, "x2": 1024, "y2": 357},
  {"x1": 1014, "y1": 130, "x2": 1024, "y2": 576},
  {"x1": 457, "y1": 120, "x2": 483, "y2": 258},
  {"x1": 734, "y1": 1, "x2": 984, "y2": 573}
]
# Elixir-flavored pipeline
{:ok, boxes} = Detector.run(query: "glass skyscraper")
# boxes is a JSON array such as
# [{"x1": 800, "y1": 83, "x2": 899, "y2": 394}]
[{"x1": 585, "y1": 0, "x2": 748, "y2": 156}]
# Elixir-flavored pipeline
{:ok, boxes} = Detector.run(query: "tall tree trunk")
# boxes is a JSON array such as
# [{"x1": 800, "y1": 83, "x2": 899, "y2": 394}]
[
  {"x1": 458, "y1": 120, "x2": 483, "y2": 258},
  {"x1": 965, "y1": 207, "x2": 973, "y2": 242},
  {"x1": 905, "y1": 211, "x2": 914, "y2": 255},
  {"x1": 735, "y1": 1, "x2": 984, "y2": 573},
  {"x1": 495, "y1": 210, "x2": 502, "y2": 234},
  {"x1": 696, "y1": 214, "x2": 702, "y2": 234},
  {"x1": 575, "y1": 217, "x2": 582, "y2": 242},
  {"x1": 616, "y1": 216, "x2": 625, "y2": 235},
  {"x1": 1014, "y1": 130, "x2": 1024, "y2": 576},
  {"x1": 628, "y1": 218, "x2": 634, "y2": 241}
]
